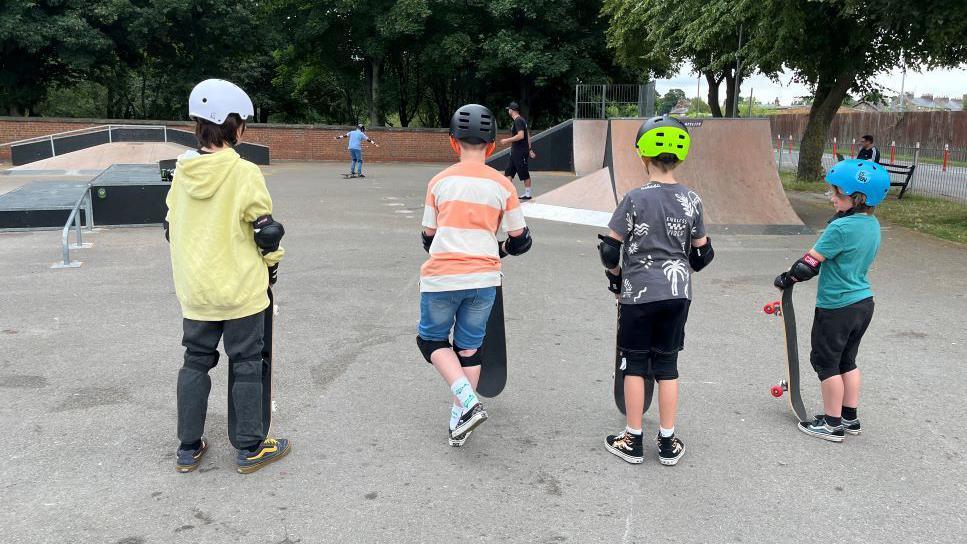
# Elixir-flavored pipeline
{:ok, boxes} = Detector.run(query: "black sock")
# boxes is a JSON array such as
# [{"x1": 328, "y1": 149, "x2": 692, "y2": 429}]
[
  {"x1": 180, "y1": 440, "x2": 202, "y2": 451},
  {"x1": 245, "y1": 442, "x2": 263, "y2": 453},
  {"x1": 824, "y1": 415, "x2": 842, "y2": 427},
  {"x1": 842, "y1": 407, "x2": 857, "y2": 421}
]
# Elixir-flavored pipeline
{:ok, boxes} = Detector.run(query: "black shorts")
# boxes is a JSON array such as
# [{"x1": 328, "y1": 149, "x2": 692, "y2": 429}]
[
  {"x1": 617, "y1": 299, "x2": 690, "y2": 381},
  {"x1": 809, "y1": 297, "x2": 874, "y2": 381},
  {"x1": 503, "y1": 152, "x2": 530, "y2": 181}
]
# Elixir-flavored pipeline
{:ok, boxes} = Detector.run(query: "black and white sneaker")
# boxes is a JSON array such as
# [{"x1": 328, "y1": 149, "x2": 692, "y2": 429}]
[
  {"x1": 452, "y1": 403, "x2": 487, "y2": 438},
  {"x1": 798, "y1": 416, "x2": 845, "y2": 442},
  {"x1": 518, "y1": 194, "x2": 532, "y2": 201},
  {"x1": 842, "y1": 418, "x2": 861, "y2": 435},
  {"x1": 448, "y1": 426, "x2": 472, "y2": 447},
  {"x1": 657, "y1": 434, "x2": 685, "y2": 466},
  {"x1": 606, "y1": 430, "x2": 643, "y2": 464}
]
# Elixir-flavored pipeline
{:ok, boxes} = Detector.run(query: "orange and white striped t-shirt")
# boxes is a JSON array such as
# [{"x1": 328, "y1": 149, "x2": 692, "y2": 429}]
[{"x1": 420, "y1": 162, "x2": 526, "y2": 292}]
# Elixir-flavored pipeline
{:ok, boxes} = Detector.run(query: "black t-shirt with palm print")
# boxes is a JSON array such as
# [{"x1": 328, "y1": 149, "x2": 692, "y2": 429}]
[{"x1": 608, "y1": 182, "x2": 706, "y2": 304}]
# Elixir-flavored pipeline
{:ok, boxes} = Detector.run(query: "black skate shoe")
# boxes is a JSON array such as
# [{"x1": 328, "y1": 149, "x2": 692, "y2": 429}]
[
  {"x1": 175, "y1": 438, "x2": 209, "y2": 473},
  {"x1": 236, "y1": 438, "x2": 291, "y2": 474},
  {"x1": 448, "y1": 426, "x2": 473, "y2": 447},
  {"x1": 657, "y1": 434, "x2": 685, "y2": 466},
  {"x1": 798, "y1": 416, "x2": 845, "y2": 442},
  {"x1": 452, "y1": 403, "x2": 487, "y2": 438},
  {"x1": 842, "y1": 418, "x2": 861, "y2": 435},
  {"x1": 605, "y1": 430, "x2": 643, "y2": 464}
]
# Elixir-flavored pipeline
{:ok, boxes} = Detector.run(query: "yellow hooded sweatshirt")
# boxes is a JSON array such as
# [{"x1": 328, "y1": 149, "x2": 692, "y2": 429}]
[{"x1": 165, "y1": 148, "x2": 284, "y2": 321}]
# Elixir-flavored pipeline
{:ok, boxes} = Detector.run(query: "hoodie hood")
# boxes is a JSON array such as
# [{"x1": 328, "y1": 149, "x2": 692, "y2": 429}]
[{"x1": 175, "y1": 148, "x2": 241, "y2": 200}]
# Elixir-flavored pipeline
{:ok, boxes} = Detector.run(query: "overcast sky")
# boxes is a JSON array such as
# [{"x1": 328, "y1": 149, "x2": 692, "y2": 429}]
[{"x1": 653, "y1": 63, "x2": 967, "y2": 105}]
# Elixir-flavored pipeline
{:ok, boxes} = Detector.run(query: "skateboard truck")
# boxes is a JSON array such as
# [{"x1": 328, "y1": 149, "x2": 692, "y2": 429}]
[{"x1": 770, "y1": 379, "x2": 788, "y2": 398}]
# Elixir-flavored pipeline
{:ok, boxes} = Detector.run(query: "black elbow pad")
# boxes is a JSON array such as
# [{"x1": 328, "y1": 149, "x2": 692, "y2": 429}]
[
  {"x1": 688, "y1": 237, "x2": 714, "y2": 272},
  {"x1": 597, "y1": 234, "x2": 622, "y2": 269},
  {"x1": 422, "y1": 231, "x2": 434, "y2": 253},
  {"x1": 505, "y1": 227, "x2": 532, "y2": 256},
  {"x1": 163, "y1": 220, "x2": 170, "y2": 243},
  {"x1": 253, "y1": 215, "x2": 284, "y2": 254},
  {"x1": 789, "y1": 253, "x2": 821, "y2": 282}
]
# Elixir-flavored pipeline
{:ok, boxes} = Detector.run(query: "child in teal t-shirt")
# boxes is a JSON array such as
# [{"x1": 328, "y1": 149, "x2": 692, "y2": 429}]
[{"x1": 773, "y1": 159, "x2": 890, "y2": 442}]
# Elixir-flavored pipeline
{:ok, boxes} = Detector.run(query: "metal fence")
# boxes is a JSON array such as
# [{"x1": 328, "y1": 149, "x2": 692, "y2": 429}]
[
  {"x1": 575, "y1": 83, "x2": 656, "y2": 119},
  {"x1": 775, "y1": 137, "x2": 967, "y2": 203}
]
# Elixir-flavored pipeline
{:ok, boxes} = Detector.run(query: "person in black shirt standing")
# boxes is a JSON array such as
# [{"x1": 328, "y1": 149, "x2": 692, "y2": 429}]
[
  {"x1": 500, "y1": 102, "x2": 535, "y2": 200},
  {"x1": 856, "y1": 135, "x2": 880, "y2": 163}
]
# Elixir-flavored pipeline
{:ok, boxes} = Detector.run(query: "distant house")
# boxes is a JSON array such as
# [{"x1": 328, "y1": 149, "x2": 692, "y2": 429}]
[
  {"x1": 852, "y1": 100, "x2": 882, "y2": 112},
  {"x1": 888, "y1": 93, "x2": 964, "y2": 111}
]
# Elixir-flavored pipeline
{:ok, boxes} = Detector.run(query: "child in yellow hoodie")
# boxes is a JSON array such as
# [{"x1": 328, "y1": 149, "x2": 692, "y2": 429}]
[{"x1": 166, "y1": 79, "x2": 290, "y2": 474}]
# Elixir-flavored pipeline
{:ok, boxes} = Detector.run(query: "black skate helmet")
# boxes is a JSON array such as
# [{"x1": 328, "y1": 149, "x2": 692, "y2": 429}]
[{"x1": 449, "y1": 104, "x2": 497, "y2": 144}]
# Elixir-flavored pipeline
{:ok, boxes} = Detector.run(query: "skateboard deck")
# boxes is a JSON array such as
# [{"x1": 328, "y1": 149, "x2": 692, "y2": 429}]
[
  {"x1": 227, "y1": 287, "x2": 274, "y2": 448},
  {"x1": 764, "y1": 284, "x2": 810, "y2": 422},
  {"x1": 477, "y1": 284, "x2": 507, "y2": 398},
  {"x1": 613, "y1": 301, "x2": 655, "y2": 415}
]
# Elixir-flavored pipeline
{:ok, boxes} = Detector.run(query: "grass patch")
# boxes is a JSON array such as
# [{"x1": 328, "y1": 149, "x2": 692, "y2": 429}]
[
  {"x1": 780, "y1": 171, "x2": 967, "y2": 245},
  {"x1": 779, "y1": 171, "x2": 825, "y2": 192}
]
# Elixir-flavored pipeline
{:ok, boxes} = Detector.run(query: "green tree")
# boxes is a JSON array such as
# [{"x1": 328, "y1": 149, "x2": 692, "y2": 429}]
[
  {"x1": 658, "y1": 89, "x2": 686, "y2": 114},
  {"x1": 754, "y1": 0, "x2": 967, "y2": 180},
  {"x1": 0, "y1": 1, "x2": 112, "y2": 115},
  {"x1": 602, "y1": 0, "x2": 762, "y2": 118}
]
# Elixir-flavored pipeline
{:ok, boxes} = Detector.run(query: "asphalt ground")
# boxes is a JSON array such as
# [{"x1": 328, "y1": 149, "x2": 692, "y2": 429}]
[{"x1": 1, "y1": 161, "x2": 964, "y2": 543}]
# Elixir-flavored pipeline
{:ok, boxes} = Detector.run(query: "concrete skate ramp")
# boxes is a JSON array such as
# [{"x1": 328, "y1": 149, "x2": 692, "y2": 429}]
[
  {"x1": 533, "y1": 167, "x2": 615, "y2": 212},
  {"x1": 608, "y1": 118, "x2": 803, "y2": 229},
  {"x1": 11, "y1": 142, "x2": 188, "y2": 172},
  {"x1": 573, "y1": 120, "x2": 608, "y2": 175}
]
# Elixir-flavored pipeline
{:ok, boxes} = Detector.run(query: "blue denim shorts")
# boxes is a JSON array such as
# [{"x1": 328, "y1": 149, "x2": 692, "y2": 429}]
[{"x1": 418, "y1": 287, "x2": 497, "y2": 349}]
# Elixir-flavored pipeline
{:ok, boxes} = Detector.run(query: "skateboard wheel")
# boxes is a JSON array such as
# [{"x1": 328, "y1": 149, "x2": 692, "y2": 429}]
[
  {"x1": 763, "y1": 303, "x2": 774, "y2": 314},
  {"x1": 770, "y1": 385, "x2": 783, "y2": 398}
]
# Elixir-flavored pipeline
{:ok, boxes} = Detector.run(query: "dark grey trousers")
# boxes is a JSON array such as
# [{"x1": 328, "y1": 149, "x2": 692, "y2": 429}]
[{"x1": 177, "y1": 311, "x2": 265, "y2": 449}]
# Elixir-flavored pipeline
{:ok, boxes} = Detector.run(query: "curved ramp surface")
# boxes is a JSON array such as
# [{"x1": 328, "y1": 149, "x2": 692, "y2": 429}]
[{"x1": 527, "y1": 118, "x2": 807, "y2": 233}]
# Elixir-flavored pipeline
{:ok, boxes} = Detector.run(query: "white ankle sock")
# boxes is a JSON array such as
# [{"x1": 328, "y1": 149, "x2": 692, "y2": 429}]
[
  {"x1": 625, "y1": 426, "x2": 642, "y2": 436},
  {"x1": 524, "y1": 188, "x2": 532, "y2": 197},
  {"x1": 450, "y1": 377, "x2": 479, "y2": 412},
  {"x1": 449, "y1": 404, "x2": 463, "y2": 430},
  {"x1": 659, "y1": 426, "x2": 675, "y2": 438}
]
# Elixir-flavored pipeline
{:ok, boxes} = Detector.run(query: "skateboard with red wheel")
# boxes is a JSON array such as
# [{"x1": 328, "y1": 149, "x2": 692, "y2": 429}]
[
  {"x1": 763, "y1": 284, "x2": 809, "y2": 422},
  {"x1": 613, "y1": 301, "x2": 655, "y2": 415}
]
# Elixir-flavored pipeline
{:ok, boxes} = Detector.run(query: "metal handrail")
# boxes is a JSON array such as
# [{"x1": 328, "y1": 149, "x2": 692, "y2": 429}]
[
  {"x1": 52, "y1": 186, "x2": 93, "y2": 269},
  {"x1": 1, "y1": 124, "x2": 169, "y2": 148}
]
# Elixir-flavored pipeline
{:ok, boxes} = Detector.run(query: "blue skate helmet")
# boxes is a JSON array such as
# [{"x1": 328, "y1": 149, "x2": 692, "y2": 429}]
[{"x1": 825, "y1": 159, "x2": 890, "y2": 207}]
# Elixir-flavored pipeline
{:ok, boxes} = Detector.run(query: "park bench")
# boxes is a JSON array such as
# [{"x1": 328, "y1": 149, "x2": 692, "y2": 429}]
[{"x1": 835, "y1": 154, "x2": 916, "y2": 200}]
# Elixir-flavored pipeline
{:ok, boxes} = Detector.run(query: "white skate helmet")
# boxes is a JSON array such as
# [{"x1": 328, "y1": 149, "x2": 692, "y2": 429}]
[{"x1": 188, "y1": 79, "x2": 254, "y2": 125}]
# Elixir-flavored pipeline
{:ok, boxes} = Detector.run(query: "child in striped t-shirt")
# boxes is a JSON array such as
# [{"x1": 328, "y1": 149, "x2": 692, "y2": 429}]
[{"x1": 416, "y1": 104, "x2": 532, "y2": 447}]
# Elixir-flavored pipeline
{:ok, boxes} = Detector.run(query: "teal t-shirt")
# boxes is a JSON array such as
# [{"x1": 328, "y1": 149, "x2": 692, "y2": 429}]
[{"x1": 812, "y1": 214, "x2": 881, "y2": 309}]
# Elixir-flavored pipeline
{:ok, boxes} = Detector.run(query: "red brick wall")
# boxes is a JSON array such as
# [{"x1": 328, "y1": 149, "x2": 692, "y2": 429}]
[{"x1": 0, "y1": 117, "x2": 512, "y2": 163}]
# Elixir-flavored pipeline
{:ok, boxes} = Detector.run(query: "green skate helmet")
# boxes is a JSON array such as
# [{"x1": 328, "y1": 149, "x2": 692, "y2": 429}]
[{"x1": 635, "y1": 115, "x2": 690, "y2": 161}]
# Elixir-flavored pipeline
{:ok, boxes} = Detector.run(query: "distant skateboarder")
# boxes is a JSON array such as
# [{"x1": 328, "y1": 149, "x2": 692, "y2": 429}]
[
  {"x1": 417, "y1": 103, "x2": 532, "y2": 447},
  {"x1": 335, "y1": 124, "x2": 378, "y2": 177},
  {"x1": 599, "y1": 115, "x2": 714, "y2": 466},
  {"x1": 166, "y1": 79, "x2": 290, "y2": 473},
  {"x1": 773, "y1": 159, "x2": 889, "y2": 442},
  {"x1": 855, "y1": 135, "x2": 880, "y2": 163},
  {"x1": 500, "y1": 102, "x2": 535, "y2": 200}
]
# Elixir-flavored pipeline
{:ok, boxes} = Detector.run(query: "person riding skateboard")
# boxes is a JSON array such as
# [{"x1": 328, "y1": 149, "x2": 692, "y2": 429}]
[
  {"x1": 499, "y1": 102, "x2": 535, "y2": 200},
  {"x1": 417, "y1": 104, "x2": 532, "y2": 447},
  {"x1": 166, "y1": 79, "x2": 290, "y2": 473},
  {"x1": 599, "y1": 115, "x2": 714, "y2": 466},
  {"x1": 773, "y1": 158, "x2": 889, "y2": 442},
  {"x1": 335, "y1": 124, "x2": 378, "y2": 177}
]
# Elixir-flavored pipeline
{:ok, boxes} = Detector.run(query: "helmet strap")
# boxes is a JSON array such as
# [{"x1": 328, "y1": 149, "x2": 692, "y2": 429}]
[
  {"x1": 449, "y1": 136, "x2": 461, "y2": 156},
  {"x1": 485, "y1": 142, "x2": 496, "y2": 157}
]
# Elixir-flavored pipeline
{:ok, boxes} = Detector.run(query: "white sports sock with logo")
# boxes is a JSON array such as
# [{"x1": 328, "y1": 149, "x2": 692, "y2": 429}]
[
  {"x1": 449, "y1": 404, "x2": 463, "y2": 430},
  {"x1": 451, "y1": 377, "x2": 479, "y2": 412},
  {"x1": 625, "y1": 426, "x2": 642, "y2": 436},
  {"x1": 659, "y1": 426, "x2": 675, "y2": 438}
]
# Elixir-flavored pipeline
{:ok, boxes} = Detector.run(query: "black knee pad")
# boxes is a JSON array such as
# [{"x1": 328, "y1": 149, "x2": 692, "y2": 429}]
[
  {"x1": 183, "y1": 351, "x2": 219, "y2": 374},
  {"x1": 417, "y1": 336, "x2": 452, "y2": 364},
  {"x1": 453, "y1": 346, "x2": 482, "y2": 368},
  {"x1": 650, "y1": 350, "x2": 680, "y2": 381},
  {"x1": 619, "y1": 348, "x2": 651, "y2": 377}
]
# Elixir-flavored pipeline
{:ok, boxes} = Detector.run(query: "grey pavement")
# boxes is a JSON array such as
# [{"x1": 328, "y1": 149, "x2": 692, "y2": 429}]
[{"x1": 1, "y1": 161, "x2": 965, "y2": 543}]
